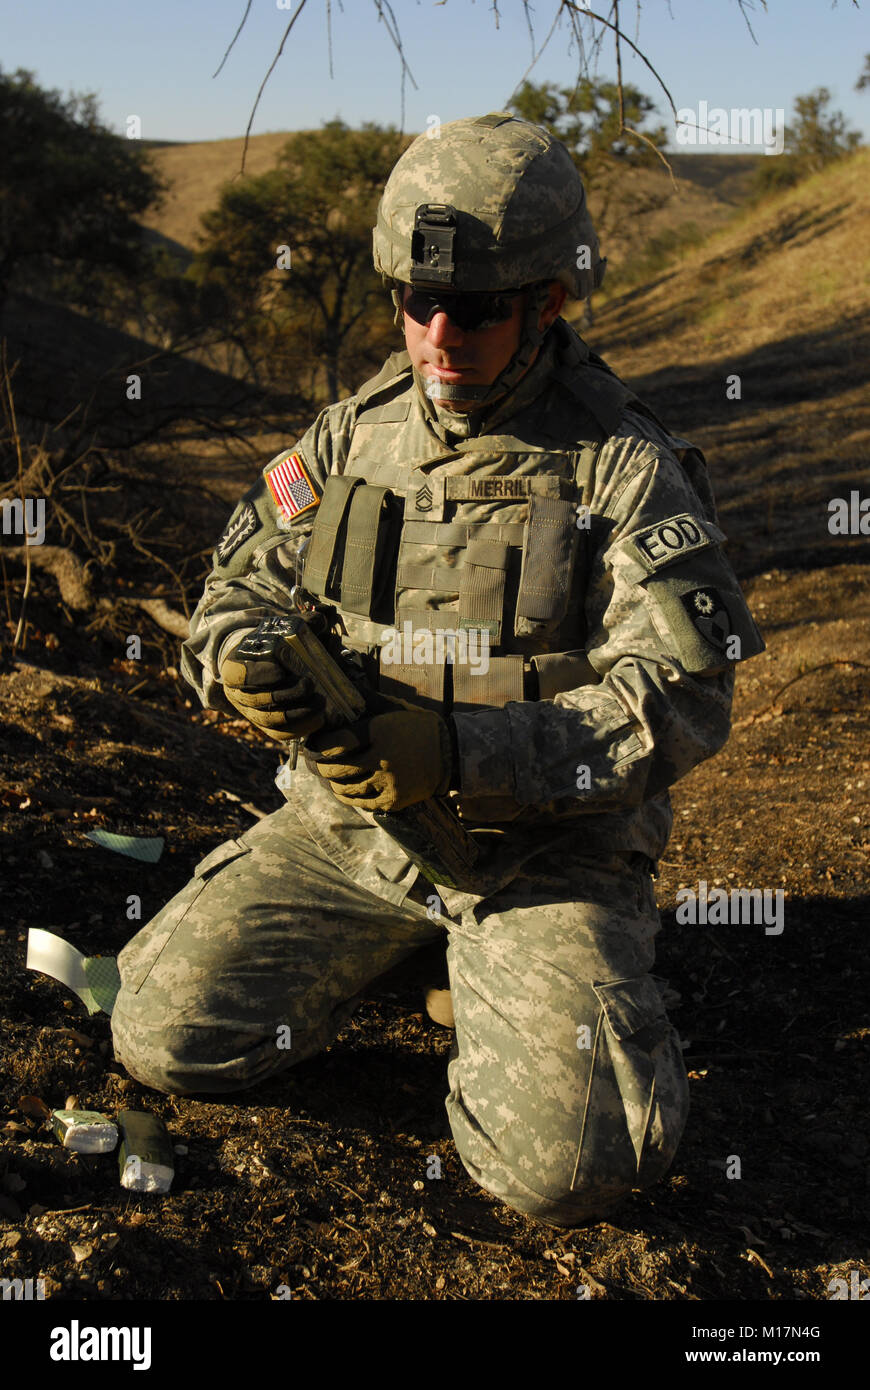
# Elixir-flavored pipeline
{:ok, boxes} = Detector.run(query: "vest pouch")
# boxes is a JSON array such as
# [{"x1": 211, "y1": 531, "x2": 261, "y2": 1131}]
[
  {"x1": 452, "y1": 654, "x2": 525, "y2": 713},
  {"x1": 302, "y1": 474, "x2": 364, "y2": 602},
  {"x1": 378, "y1": 646, "x2": 447, "y2": 713},
  {"x1": 458, "y1": 536, "x2": 511, "y2": 649},
  {"x1": 340, "y1": 483, "x2": 403, "y2": 622},
  {"x1": 514, "y1": 496, "x2": 580, "y2": 640}
]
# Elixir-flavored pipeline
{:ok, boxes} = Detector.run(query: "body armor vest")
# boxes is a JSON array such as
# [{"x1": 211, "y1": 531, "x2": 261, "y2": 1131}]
[
  {"x1": 298, "y1": 328, "x2": 713, "y2": 821},
  {"x1": 302, "y1": 378, "x2": 608, "y2": 708}
]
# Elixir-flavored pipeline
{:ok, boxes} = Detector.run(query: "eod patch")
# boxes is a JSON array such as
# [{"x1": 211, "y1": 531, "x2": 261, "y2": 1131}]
[{"x1": 632, "y1": 513, "x2": 714, "y2": 572}]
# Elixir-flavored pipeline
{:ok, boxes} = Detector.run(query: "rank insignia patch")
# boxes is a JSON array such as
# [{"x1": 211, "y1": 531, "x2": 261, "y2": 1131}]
[
  {"x1": 216, "y1": 501, "x2": 257, "y2": 564},
  {"x1": 681, "y1": 587, "x2": 731, "y2": 650},
  {"x1": 265, "y1": 452, "x2": 320, "y2": 526}
]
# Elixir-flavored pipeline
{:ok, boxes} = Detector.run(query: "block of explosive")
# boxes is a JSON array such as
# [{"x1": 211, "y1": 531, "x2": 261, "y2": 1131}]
[
  {"x1": 51, "y1": 1109, "x2": 118, "y2": 1153},
  {"x1": 118, "y1": 1111, "x2": 175, "y2": 1193}
]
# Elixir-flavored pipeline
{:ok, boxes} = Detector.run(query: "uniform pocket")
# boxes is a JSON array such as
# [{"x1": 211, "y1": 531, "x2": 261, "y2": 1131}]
[
  {"x1": 117, "y1": 839, "x2": 250, "y2": 995},
  {"x1": 573, "y1": 974, "x2": 688, "y2": 1193}
]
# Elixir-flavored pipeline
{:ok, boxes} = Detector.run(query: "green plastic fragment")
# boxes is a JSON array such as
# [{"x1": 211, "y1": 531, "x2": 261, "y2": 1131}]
[
  {"x1": 82, "y1": 955, "x2": 121, "y2": 1015},
  {"x1": 85, "y1": 830, "x2": 164, "y2": 862}
]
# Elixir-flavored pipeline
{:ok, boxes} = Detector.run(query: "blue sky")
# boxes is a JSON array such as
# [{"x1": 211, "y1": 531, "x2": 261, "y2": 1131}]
[{"x1": 2, "y1": 0, "x2": 867, "y2": 147}]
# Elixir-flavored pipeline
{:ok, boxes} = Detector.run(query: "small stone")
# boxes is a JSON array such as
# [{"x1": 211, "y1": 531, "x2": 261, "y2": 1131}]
[
  {"x1": 413, "y1": 1180, "x2": 424, "y2": 1191},
  {"x1": 71, "y1": 1242, "x2": 93, "y2": 1263},
  {"x1": 173, "y1": 1144, "x2": 188, "y2": 1156}
]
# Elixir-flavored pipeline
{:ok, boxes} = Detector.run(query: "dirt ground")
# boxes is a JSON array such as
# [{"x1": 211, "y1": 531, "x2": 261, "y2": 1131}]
[{"x1": 2, "y1": 551, "x2": 867, "y2": 1302}]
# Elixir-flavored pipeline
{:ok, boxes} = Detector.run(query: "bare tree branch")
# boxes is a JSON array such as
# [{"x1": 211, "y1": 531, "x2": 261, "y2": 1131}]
[
  {"x1": 561, "y1": 4, "x2": 679, "y2": 124},
  {"x1": 522, "y1": 0, "x2": 537, "y2": 55},
  {"x1": 372, "y1": 0, "x2": 419, "y2": 131},
  {"x1": 736, "y1": 0, "x2": 767, "y2": 44},
  {"x1": 240, "y1": 0, "x2": 310, "y2": 173},
  {"x1": 507, "y1": 3, "x2": 575, "y2": 105},
  {"x1": 213, "y1": 0, "x2": 254, "y2": 79},
  {"x1": 137, "y1": 598, "x2": 190, "y2": 639},
  {"x1": 614, "y1": 0, "x2": 625, "y2": 131}
]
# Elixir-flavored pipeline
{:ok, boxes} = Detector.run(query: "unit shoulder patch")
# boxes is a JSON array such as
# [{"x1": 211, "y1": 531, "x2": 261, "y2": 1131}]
[
  {"x1": 264, "y1": 451, "x2": 320, "y2": 529},
  {"x1": 680, "y1": 587, "x2": 732, "y2": 651},
  {"x1": 216, "y1": 501, "x2": 257, "y2": 564}
]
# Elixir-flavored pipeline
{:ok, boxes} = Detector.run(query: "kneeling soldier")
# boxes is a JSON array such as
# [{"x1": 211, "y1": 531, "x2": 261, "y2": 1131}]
[{"x1": 112, "y1": 113, "x2": 764, "y2": 1227}]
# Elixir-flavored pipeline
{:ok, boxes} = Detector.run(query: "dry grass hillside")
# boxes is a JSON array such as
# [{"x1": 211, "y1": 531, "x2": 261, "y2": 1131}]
[
  {"x1": 141, "y1": 132, "x2": 759, "y2": 264},
  {"x1": 141, "y1": 133, "x2": 295, "y2": 254},
  {"x1": 586, "y1": 146, "x2": 870, "y2": 577}
]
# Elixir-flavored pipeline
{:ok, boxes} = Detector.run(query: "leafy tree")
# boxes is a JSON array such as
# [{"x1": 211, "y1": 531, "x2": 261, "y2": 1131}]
[
  {"x1": 0, "y1": 67, "x2": 165, "y2": 311},
  {"x1": 754, "y1": 86, "x2": 862, "y2": 193},
  {"x1": 856, "y1": 53, "x2": 870, "y2": 90},
  {"x1": 788, "y1": 87, "x2": 863, "y2": 169},
  {"x1": 510, "y1": 77, "x2": 668, "y2": 173},
  {"x1": 509, "y1": 78, "x2": 670, "y2": 299},
  {"x1": 190, "y1": 120, "x2": 405, "y2": 402}
]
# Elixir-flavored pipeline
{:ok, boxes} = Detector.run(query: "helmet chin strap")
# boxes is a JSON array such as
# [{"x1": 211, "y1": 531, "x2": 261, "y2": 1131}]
[{"x1": 393, "y1": 282, "x2": 553, "y2": 416}]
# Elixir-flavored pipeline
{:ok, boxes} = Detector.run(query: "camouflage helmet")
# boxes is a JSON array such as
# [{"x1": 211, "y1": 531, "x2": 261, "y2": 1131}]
[{"x1": 372, "y1": 111, "x2": 606, "y2": 300}]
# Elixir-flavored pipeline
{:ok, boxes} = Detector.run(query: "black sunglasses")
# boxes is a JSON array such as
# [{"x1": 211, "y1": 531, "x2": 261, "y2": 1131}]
[{"x1": 401, "y1": 284, "x2": 523, "y2": 333}]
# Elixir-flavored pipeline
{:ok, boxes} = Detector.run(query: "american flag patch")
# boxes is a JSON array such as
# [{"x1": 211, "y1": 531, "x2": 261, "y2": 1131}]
[{"x1": 265, "y1": 451, "x2": 319, "y2": 524}]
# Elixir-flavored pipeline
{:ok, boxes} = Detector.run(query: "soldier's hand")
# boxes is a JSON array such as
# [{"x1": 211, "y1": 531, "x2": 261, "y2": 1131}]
[
  {"x1": 219, "y1": 637, "x2": 326, "y2": 741},
  {"x1": 306, "y1": 708, "x2": 453, "y2": 812}
]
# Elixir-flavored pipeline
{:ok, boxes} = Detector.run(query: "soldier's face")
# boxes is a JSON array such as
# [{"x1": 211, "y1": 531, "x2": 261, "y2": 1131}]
[
  {"x1": 402, "y1": 281, "x2": 567, "y2": 410},
  {"x1": 402, "y1": 287, "x2": 528, "y2": 409}
]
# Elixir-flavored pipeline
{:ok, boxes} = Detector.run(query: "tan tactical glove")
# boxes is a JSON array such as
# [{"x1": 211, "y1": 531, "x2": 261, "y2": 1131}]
[
  {"x1": 306, "y1": 708, "x2": 455, "y2": 812},
  {"x1": 219, "y1": 635, "x2": 326, "y2": 742}
]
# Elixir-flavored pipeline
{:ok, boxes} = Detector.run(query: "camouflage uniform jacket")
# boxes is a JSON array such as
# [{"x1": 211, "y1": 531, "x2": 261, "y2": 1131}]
[{"x1": 181, "y1": 319, "x2": 764, "y2": 917}]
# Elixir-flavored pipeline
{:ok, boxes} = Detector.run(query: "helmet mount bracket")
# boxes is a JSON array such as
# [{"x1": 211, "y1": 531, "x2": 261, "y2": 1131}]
[{"x1": 410, "y1": 205, "x2": 457, "y2": 290}]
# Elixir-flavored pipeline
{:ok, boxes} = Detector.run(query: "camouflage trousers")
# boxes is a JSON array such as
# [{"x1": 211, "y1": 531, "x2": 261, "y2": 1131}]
[{"x1": 111, "y1": 804, "x2": 689, "y2": 1227}]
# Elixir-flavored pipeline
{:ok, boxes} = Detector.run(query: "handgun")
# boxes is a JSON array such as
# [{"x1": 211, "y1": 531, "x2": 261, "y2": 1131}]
[{"x1": 232, "y1": 611, "x2": 480, "y2": 892}]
